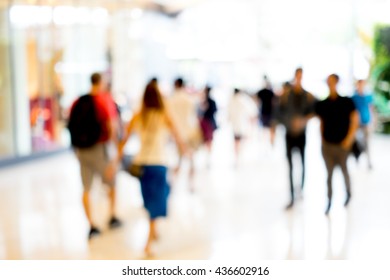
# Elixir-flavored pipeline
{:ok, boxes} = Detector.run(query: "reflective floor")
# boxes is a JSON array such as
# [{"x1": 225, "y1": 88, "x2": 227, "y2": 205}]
[{"x1": 0, "y1": 119, "x2": 389, "y2": 260}]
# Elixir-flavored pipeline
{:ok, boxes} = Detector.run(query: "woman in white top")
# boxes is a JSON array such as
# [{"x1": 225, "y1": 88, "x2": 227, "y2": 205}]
[
  {"x1": 228, "y1": 88, "x2": 258, "y2": 162},
  {"x1": 112, "y1": 79, "x2": 184, "y2": 255}
]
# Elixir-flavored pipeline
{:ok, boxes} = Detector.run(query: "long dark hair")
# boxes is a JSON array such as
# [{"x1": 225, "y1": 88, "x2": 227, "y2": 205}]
[{"x1": 140, "y1": 79, "x2": 165, "y2": 124}]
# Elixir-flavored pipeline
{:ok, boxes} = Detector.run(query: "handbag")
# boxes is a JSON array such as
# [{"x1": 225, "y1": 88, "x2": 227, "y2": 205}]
[
  {"x1": 128, "y1": 163, "x2": 144, "y2": 178},
  {"x1": 121, "y1": 154, "x2": 143, "y2": 178}
]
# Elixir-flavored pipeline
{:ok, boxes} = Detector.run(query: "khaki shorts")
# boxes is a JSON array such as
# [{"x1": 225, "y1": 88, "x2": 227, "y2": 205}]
[{"x1": 76, "y1": 143, "x2": 116, "y2": 191}]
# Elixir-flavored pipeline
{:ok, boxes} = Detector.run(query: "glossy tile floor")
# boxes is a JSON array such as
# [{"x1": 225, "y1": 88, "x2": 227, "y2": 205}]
[{"x1": 0, "y1": 120, "x2": 389, "y2": 260}]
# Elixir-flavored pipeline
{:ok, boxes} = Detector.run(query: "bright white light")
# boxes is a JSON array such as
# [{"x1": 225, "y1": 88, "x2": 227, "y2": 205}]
[
  {"x1": 130, "y1": 8, "x2": 143, "y2": 20},
  {"x1": 10, "y1": 5, "x2": 33, "y2": 27},
  {"x1": 75, "y1": 7, "x2": 90, "y2": 25},
  {"x1": 10, "y1": 6, "x2": 52, "y2": 27},
  {"x1": 167, "y1": 1, "x2": 258, "y2": 61},
  {"x1": 55, "y1": 61, "x2": 108, "y2": 74},
  {"x1": 53, "y1": 7, "x2": 108, "y2": 25},
  {"x1": 37, "y1": 7, "x2": 52, "y2": 25},
  {"x1": 91, "y1": 8, "x2": 109, "y2": 25},
  {"x1": 353, "y1": 50, "x2": 370, "y2": 80},
  {"x1": 128, "y1": 23, "x2": 143, "y2": 39},
  {"x1": 53, "y1": 6, "x2": 76, "y2": 25}
]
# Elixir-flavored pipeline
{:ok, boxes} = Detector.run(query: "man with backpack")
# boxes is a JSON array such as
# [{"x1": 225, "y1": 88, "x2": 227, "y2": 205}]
[{"x1": 68, "y1": 73, "x2": 122, "y2": 240}]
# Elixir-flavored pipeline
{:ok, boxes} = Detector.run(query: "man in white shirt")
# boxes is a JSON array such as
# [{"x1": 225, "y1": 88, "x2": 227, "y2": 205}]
[{"x1": 168, "y1": 78, "x2": 201, "y2": 177}]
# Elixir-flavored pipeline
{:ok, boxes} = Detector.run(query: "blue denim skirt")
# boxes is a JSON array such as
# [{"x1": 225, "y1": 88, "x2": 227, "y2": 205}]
[{"x1": 139, "y1": 165, "x2": 170, "y2": 219}]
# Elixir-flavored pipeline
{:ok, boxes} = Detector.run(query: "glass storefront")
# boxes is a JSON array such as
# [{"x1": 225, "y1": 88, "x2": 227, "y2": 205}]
[
  {"x1": 0, "y1": 0, "x2": 151, "y2": 162},
  {"x1": 9, "y1": 1, "x2": 111, "y2": 155},
  {"x1": 0, "y1": 0, "x2": 116, "y2": 160}
]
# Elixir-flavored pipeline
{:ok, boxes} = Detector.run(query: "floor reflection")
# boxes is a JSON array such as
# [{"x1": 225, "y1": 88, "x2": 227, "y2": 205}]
[{"x1": 0, "y1": 123, "x2": 389, "y2": 259}]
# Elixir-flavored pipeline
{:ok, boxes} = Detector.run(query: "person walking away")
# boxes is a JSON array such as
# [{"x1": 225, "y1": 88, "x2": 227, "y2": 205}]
[
  {"x1": 228, "y1": 88, "x2": 258, "y2": 165},
  {"x1": 199, "y1": 85, "x2": 218, "y2": 162},
  {"x1": 257, "y1": 75, "x2": 276, "y2": 145},
  {"x1": 352, "y1": 79, "x2": 374, "y2": 169},
  {"x1": 168, "y1": 77, "x2": 202, "y2": 177},
  {"x1": 270, "y1": 82, "x2": 291, "y2": 144},
  {"x1": 275, "y1": 68, "x2": 316, "y2": 209},
  {"x1": 315, "y1": 74, "x2": 359, "y2": 215},
  {"x1": 67, "y1": 73, "x2": 122, "y2": 240},
  {"x1": 111, "y1": 79, "x2": 185, "y2": 255}
]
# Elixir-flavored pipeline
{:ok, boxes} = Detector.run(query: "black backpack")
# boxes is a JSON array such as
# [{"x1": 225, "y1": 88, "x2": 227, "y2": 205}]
[{"x1": 67, "y1": 94, "x2": 102, "y2": 148}]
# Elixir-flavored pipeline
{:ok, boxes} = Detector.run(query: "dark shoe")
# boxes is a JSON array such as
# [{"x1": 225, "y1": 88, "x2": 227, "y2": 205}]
[
  {"x1": 325, "y1": 202, "x2": 332, "y2": 215},
  {"x1": 285, "y1": 200, "x2": 294, "y2": 210},
  {"x1": 344, "y1": 194, "x2": 351, "y2": 207},
  {"x1": 109, "y1": 217, "x2": 122, "y2": 229},
  {"x1": 88, "y1": 227, "x2": 101, "y2": 240}
]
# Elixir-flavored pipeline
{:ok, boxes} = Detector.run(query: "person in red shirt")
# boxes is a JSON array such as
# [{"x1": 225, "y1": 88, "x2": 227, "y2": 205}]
[{"x1": 71, "y1": 73, "x2": 122, "y2": 240}]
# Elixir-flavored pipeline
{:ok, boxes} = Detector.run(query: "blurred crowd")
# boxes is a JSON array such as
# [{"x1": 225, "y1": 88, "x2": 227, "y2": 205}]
[{"x1": 67, "y1": 68, "x2": 375, "y2": 255}]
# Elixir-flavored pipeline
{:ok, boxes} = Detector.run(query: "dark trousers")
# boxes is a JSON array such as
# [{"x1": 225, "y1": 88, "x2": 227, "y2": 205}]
[
  {"x1": 321, "y1": 142, "x2": 351, "y2": 202},
  {"x1": 285, "y1": 132, "x2": 306, "y2": 202}
]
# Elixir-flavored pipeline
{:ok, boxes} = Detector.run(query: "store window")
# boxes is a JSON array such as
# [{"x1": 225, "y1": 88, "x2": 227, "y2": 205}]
[{"x1": 9, "y1": 1, "x2": 110, "y2": 155}]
